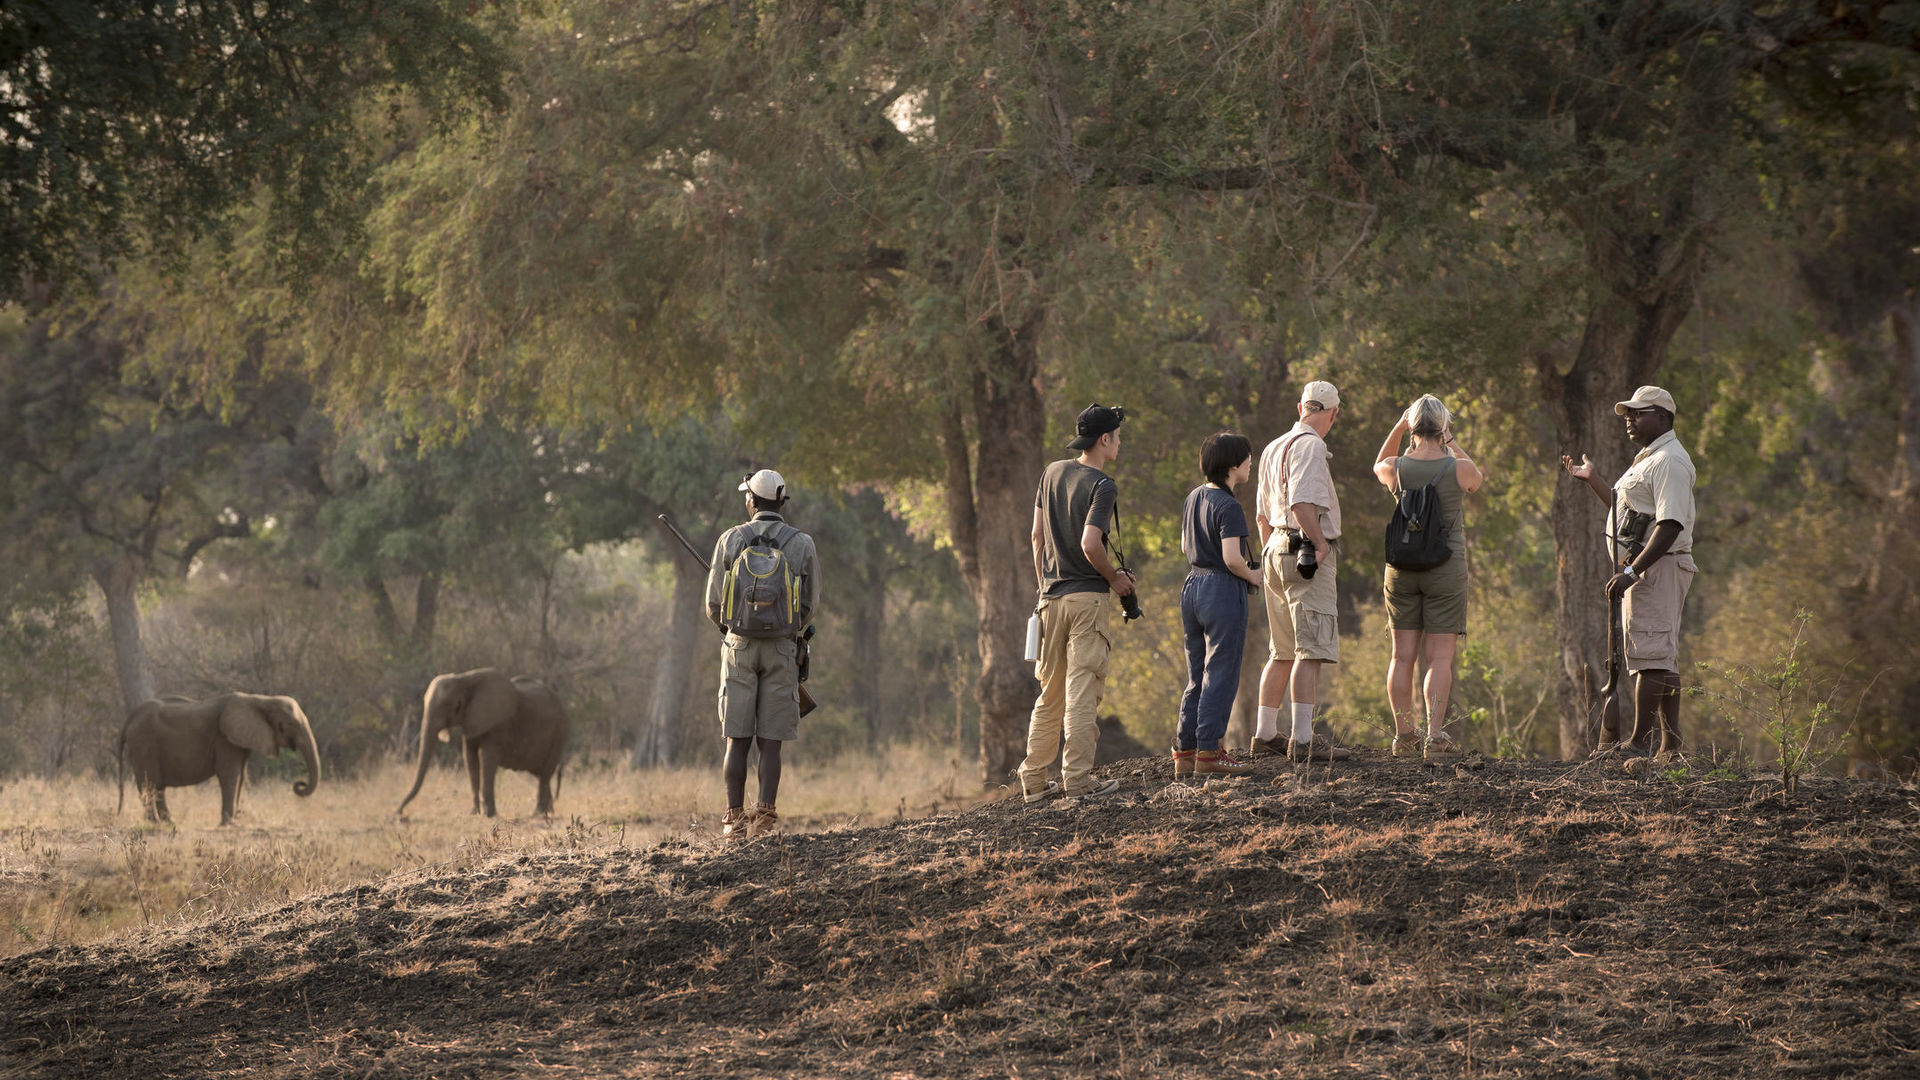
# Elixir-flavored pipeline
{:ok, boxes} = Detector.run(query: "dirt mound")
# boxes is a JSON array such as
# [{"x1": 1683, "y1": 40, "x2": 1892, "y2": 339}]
[{"x1": 4, "y1": 752, "x2": 1917, "y2": 1078}]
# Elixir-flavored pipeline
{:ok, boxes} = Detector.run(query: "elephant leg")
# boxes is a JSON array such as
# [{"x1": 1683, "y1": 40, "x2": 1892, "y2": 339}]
[
  {"x1": 153, "y1": 788, "x2": 171, "y2": 823},
  {"x1": 536, "y1": 773, "x2": 553, "y2": 817},
  {"x1": 477, "y1": 742, "x2": 502, "y2": 817},
  {"x1": 465, "y1": 738, "x2": 483, "y2": 815},
  {"x1": 218, "y1": 766, "x2": 240, "y2": 826}
]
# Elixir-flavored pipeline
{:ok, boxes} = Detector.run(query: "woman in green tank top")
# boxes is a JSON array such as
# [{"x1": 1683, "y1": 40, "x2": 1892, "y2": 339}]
[{"x1": 1371, "y1": 395, "x2": 1485, "y2": 763}]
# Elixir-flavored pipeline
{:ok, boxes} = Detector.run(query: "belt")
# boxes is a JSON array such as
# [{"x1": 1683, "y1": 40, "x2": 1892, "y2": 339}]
[{"x1": 1186, "y1": 566, "x2": 1232, "y2": 577}]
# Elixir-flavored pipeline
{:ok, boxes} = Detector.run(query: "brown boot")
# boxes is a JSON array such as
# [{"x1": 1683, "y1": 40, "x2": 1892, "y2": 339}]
[
  {"x1": 749, "y1": 803, "x2": 780, "y2": 836},
  {"x1": 1171, "y1": 747, "x2": 1196, "y2": 778},
  {"x1": 1195, "y1": 748, "x2": 1253, "y2": 777},
  {"x1": 721, "y1": 806, "x2": 750, "y2": 840}
]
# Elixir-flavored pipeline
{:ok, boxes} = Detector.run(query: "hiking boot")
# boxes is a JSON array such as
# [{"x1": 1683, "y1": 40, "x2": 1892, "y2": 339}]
[
  {"x1": 721, "y1": 806, "x2": 751, "y2": 840},
  {"x1": 1022, "y1": 778, "x2": 1064, "y2": 804},
  {"x1": 1064, "y1": 778, "x2": 1121, "y2": 798},
  {"x1": 1424, "y1": 730, "x2": 1462, "y2": 763},
  {"x1": 749, "y1": 803, "x2": 780, "y2": 836},
  {"x1": 1171, "y1": 747, "x2": 1196, "y2": 778},
  {"x1": 1288, "y1": 732, "x2": 1351, "y2": 762},
  {"x1": 1391, "y1": 731, "x2": 1420, "y2": 758},
  {"x1": 1194, "y1": 749, "x2": 1253, "y2": 777},
  {"x1": 1246, "y1": 736, "x2": 1291, "y2": 759}
]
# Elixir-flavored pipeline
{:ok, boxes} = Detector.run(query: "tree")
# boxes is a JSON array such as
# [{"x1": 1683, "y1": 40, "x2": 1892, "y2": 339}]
[{"x1": 0, "y1": 0, "x2": 506, "y2": 299}]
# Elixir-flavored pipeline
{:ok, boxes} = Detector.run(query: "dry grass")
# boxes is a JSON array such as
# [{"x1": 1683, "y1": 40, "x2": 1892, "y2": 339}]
[{"x1": 0, "y1": 744, "x2": 980, "y2": 957}]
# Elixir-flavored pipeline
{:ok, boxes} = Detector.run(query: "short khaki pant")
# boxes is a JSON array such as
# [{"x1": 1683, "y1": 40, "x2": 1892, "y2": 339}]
[
  {"x1": 1263, "y1": 539, "x2": 1339, "y2": 663},
  {"x1": 1384, "y1": 554, "x2": 1468, "y2": 635},
  {"x1": 1623, "y1": 553, "x2": 1696, "y2": 674},
  {"x1": 718, "y1": 634, "x2": 801, "y2": 741},
  {"x1": 1020, "y1": 591, "x2": 1113, "y2": 795}
]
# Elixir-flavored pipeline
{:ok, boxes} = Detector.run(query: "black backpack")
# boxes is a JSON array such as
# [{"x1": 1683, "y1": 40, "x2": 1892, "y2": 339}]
[{"x1": 1385, "y1": 459, "x2": 1454, "y2": 572}]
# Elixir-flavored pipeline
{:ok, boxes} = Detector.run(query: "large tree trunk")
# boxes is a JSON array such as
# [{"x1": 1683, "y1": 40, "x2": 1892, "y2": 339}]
[
  {"x1": 1849, "y1": 297, "x2": 1920, "y2": 772},
  {"x1": 90, "y1": 553, "x2": 152, "y2": 713},
  {"x1": 1545, "y1": 280, "x2": 1694, "y2": 759},
  {"x1": 634, "y1": 553, "x2": 706, "y2": 766},
  {"x1": 846, "y1": 562, "x2": 886, "y2": 743},
  {"x1": 944, "y1": 317, "x2": 1046, "y2": 785}
]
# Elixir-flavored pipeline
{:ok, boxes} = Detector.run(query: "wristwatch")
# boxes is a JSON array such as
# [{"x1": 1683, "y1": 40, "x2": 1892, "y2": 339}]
[{"x1": 1621, "y1": 565, "x2": 1639, "y2": 582}]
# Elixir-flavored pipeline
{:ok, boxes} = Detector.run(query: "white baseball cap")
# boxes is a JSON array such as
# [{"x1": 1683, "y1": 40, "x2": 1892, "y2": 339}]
[
  {"x1": 1300, "y1": 380, "x2": 1341, "y2": 410},
  {"x1": 1613, "y1": 386, "x2": 1677, "y2": 416},
  {"x1": 738, "y1": 469, "x2": 787, "y2": 500}
]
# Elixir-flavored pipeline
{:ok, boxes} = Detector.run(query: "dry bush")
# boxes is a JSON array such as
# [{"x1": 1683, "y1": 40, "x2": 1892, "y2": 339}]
[{"x1": 0, "y1": 743, "x2": 979, "y2": 957}]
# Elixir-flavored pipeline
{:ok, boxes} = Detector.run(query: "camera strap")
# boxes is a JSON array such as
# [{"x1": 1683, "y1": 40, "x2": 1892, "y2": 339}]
[{"x1": 1108, "y1": 501, "x2": 1130, "y2": 571}]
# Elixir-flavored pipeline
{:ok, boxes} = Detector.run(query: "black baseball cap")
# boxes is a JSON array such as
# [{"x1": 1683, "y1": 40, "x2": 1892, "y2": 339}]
[{"x1": 1067, "y1": 403, "x2": 1127, "y2": 450}]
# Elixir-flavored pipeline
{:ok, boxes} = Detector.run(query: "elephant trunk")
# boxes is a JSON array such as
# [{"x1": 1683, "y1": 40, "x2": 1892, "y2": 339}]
[
  {"x1": 293, "y1": 722, "x2": 321, "y2": 798},
  {"x1": 397, "y1": 712, "x2": 438, "y2": 815}
]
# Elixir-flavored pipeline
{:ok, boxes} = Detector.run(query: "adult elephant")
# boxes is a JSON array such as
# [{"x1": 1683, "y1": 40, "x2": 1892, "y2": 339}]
[
  {"x1": 118, "y1": 693, "x2": 321, "y2": 825},
  {"x1": 397, "y1": 669, "x2": 570, "y2": 818}
]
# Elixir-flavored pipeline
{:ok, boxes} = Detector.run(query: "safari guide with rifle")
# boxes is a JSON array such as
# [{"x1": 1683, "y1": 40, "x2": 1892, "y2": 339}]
[
  {"x1": 1019, "y1": 403, "x2": 1135, "y2": 804},
  {"x1": 1560, "y1": 386, "x2": 1697, "y2": 764},
  {"x1": 706, "y1": 469, "x2": 819, "y2": 839}
]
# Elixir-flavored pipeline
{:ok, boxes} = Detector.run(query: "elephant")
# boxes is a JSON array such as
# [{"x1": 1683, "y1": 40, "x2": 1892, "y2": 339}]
[
  {"x1": 117, "y1": 693, "x2": 321, "y2": 825},
  {"x1": 397, "y1": 669, "x2": 570, "y2": 818}
]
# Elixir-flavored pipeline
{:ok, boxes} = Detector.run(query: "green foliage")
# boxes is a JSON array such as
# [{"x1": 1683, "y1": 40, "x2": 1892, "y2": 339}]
[
  {"x1": 1692, "y1": 612, "x2": 1850, "y2": 796},
  {"x1": 1, "y1": 0, "x2": 509, "y2": 299}
]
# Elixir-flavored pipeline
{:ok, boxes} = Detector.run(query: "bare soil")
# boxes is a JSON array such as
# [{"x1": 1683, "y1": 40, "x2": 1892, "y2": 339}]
[{"x1": 4, "y1": 751, "x2": 1917, "y2": 1078}]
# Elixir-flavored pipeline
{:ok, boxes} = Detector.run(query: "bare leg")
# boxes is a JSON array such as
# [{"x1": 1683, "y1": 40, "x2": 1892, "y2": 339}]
[
  {"x1": 1387, "y1": 630, "x2": 1422, "y2": 736},
  {"x1": 1289, "y1": 660, "x2": 1321, "y2": 715},
  {"x1": 1258, "y1": 655, "x2": 1292, "y2": 709},
  {"x1": 1632, "y1": 670, "x2": 1682, "y2": 753},
  {"x1": 756, "y1": 738, "x2": 783, "y2": 806},
  {"x1": 723, "y1": 737, "x2": 752, "y2": 809},
  {"x1": 1422, "y1": 633, "x2": 1460, "y2": 737}
]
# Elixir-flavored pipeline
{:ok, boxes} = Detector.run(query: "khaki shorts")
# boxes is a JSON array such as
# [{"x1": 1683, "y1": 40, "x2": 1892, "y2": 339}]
[
  {"x1": 718, "y1": 634, "x2": 801, "y2": 741},
  {"x1": 1622, "y1": 553, "x2": 1696, "y2": 674},
  {"x1": 1263, "y1": 538, "x2": 1339, "y2": 663},
  {"x1": 1384, "y1": 555, "x2": 1468, "y2": 635}
]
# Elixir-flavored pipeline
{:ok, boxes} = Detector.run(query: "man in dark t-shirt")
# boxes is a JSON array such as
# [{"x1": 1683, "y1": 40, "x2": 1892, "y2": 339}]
[{"x1": 1018, "y1": 403, "x2": 1135, "y2": 802}]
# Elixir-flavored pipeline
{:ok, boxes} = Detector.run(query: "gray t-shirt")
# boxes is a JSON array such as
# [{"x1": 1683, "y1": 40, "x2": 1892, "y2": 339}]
[
  {"x1": 1036, "y1": 459, "x2": 1117, "y2": 597},
  {"x1": 1392, "y1": 456, "x2": 1466, "y2": 556}
]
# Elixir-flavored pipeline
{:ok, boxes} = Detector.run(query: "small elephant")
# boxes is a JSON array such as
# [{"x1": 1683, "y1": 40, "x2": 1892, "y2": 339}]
[
  {"x1": 397, "y1": 669, "x2": 569, "y2": 818},
  {"x1": 118, "y1": 693, "x2": 321, "y2": 825}
]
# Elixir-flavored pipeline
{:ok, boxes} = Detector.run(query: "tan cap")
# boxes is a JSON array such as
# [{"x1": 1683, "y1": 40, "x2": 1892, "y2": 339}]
[
  {"x1": 737, "y1": 469, "x2": 787, "y2": 500},
  {"x1": 1300, "y1": 380, "x2": 1341, "y2": 410},
  {"x1": 1613, "y1": 386, "x2": 1677, "y2": 416}
]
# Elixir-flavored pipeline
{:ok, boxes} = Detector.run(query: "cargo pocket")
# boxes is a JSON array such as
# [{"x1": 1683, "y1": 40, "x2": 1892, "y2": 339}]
[{"x1": 1625, "y1": 628, "x2": 1671, "y2": 665}]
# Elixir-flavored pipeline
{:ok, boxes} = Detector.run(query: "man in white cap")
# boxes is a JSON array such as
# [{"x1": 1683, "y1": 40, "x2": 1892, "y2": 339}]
[
  {"x1": 706, "y1": 468, "x2": 819, "y2": 837},
  {"x1": 1251, "y1": 380, "x2": 1352, "y2": 763},
  {"x1": 1561, "y1": 385, "x2": 1697, "y2": 761}
]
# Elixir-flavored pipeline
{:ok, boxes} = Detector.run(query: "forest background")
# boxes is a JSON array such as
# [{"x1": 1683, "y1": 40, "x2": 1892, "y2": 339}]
[{"x1": 4, "y1": 0, "x2": 1918, "y2": 792}]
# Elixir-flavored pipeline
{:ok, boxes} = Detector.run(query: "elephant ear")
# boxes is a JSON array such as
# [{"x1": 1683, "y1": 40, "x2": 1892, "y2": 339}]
[
  {"x1": 463, "y1": 671, "x2": 520, "y2": 739},
  {"x1": 219, "y1": 697, "x2": 278, "y2": 756}
]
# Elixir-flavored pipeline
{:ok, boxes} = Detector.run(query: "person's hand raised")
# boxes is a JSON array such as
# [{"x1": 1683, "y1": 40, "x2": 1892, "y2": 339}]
[{"x1": 1560, "y1": 453, "x2": 1593, "y2": 480}]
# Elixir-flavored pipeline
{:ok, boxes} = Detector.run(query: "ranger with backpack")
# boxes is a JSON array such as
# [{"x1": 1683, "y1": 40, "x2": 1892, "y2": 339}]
[
  {"x1": 706, "y1": 469, "x2": 819, "y2": 839},
  {"x1": 1372, "y1": 395, "x2": 1484, "y2": 762}
]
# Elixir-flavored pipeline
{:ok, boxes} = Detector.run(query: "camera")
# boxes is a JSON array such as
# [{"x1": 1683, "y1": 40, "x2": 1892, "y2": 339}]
[
  {"x1": 1284, "y1": 529, "x2": 1319, "y2": 579},
  {"x1": 1117, "y1": 566, "x2": 1143, "y2": 621}
]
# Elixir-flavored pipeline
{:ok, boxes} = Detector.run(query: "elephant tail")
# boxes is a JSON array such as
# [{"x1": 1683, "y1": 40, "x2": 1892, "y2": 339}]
[{"x1": 554, "y1": 757, "x2": 565, "y2": 802}]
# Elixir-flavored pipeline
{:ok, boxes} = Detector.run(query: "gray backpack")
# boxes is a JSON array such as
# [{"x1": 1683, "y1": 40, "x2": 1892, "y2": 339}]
[{"x1": 720, "y1": 523, "x2": 802, "y2": 638}]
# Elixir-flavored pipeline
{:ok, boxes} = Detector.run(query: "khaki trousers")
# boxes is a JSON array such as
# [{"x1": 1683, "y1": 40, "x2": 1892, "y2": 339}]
[{"x1": 1019, "y1": 591, "x2": 1113, "y2": 795}]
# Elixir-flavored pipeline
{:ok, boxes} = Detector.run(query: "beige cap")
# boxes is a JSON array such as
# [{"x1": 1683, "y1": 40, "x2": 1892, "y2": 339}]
[
  {"x1": 1300, "y1": 380, "x2": 1341, "y2": 410},
  {"x1": 1613, "y1": 386, "x2": 1677, "y2": 416},
  {"x1": 738, "y1": 469, "x2": 787, "y2": 500}
]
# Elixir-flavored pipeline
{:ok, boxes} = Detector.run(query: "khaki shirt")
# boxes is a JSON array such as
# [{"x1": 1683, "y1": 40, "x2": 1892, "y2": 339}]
[
  {"x1": 1256, "y1": 422, "x2": 1341, "y2": 544},
  {"x1": 706, "y1": 512, "x2": 820, "y2": 629},
  {"x1": 1611, "y1": 430, "x2": 1695, "y2": 556}
]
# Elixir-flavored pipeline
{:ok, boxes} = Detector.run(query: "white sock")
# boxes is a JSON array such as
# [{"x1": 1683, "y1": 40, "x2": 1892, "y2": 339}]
[
  {"x1": 1255, "y1": 706, "x2": 1281, "y2": 742},
  {"x1": 1292, "y1": 704, "x2": 1316, "y2": 743}
]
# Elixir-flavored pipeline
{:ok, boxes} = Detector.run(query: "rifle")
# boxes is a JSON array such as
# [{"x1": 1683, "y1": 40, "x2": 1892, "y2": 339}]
[{"x1": 656, "y1": 513, "x2": 818, "y2": 718}]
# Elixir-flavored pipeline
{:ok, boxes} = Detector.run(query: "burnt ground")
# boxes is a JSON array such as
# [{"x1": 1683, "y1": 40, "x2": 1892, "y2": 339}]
[{"x1": 4, "y1": 751, "x2": 1917, "y2": 1079}]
